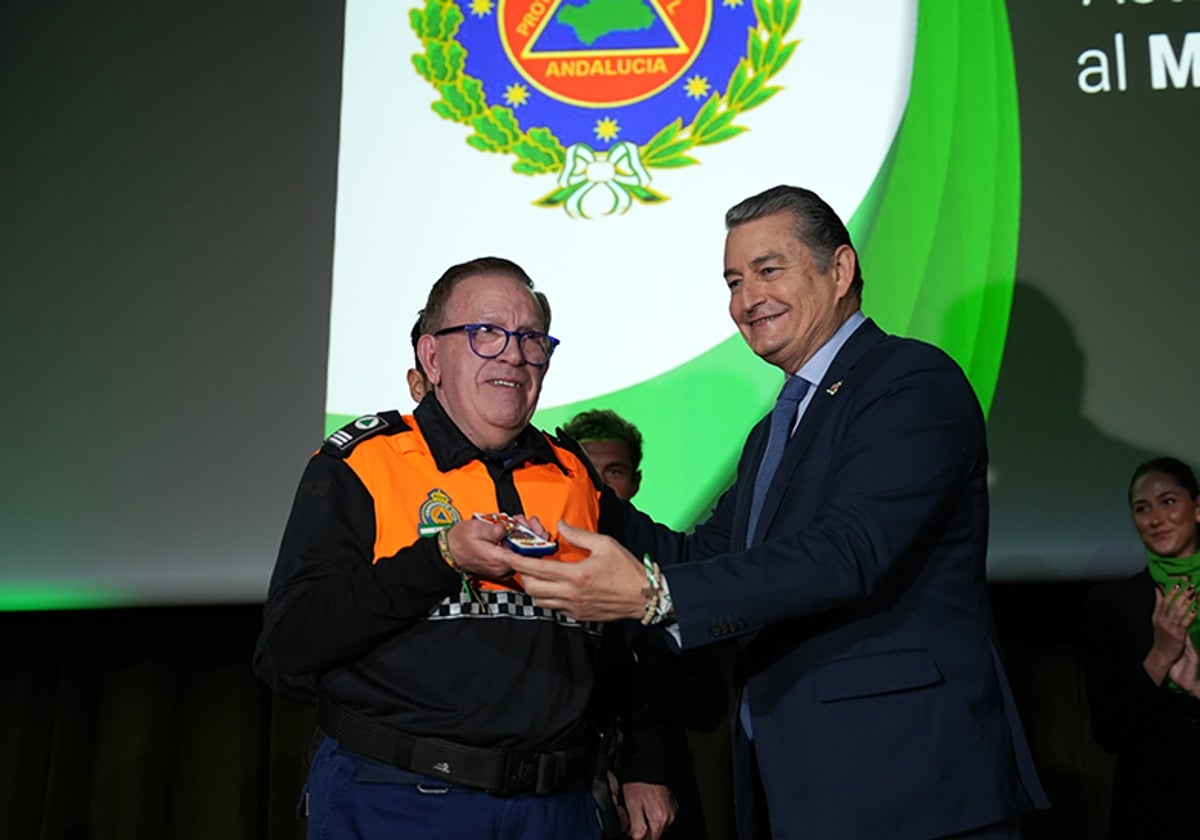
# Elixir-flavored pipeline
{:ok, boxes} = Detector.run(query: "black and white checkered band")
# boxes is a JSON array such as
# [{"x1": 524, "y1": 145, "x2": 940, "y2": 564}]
[{"x1": 425, "y1": 588, "x2": 603, "y2": 636}]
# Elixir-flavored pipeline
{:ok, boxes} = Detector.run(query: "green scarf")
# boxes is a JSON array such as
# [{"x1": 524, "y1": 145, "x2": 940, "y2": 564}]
[{"x1": 1147, "y1": 549, "x2": 1200, "y2": 690}]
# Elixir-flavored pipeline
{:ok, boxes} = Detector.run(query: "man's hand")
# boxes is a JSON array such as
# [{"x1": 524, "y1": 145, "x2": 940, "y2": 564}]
[
  {"x1": 507, "y1": 521, "x2": 649, "y2": 622},
  {"x1": 621, "y1": 782, "x2": 676, "y2": 840},
  {"x1": 606, "y1": 771, "x2": 630, "y2": 836},
  {"x1": 444, "y1": 518, "x2": 517, "y2": 584}
]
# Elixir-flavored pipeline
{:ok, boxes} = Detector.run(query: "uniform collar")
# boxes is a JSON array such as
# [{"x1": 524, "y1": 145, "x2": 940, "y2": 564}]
[{"x1": 413, "y1": 393, "x2": 567, "y2": 474}]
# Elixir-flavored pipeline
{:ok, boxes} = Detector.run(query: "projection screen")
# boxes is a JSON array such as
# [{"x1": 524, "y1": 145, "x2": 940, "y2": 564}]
[{"x1": 2, "y1": 0, "x2": 1197, "y2": 610}]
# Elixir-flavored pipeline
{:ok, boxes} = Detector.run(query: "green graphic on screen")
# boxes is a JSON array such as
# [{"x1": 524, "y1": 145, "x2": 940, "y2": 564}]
[{"x1": 325, "y1": 0, "x2": 1020, "y2": 532}]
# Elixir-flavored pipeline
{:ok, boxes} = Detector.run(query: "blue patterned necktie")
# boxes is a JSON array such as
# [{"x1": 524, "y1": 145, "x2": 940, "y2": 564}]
[{"x1": 745, "y1": 375, "x2": 810, "y2": 547}]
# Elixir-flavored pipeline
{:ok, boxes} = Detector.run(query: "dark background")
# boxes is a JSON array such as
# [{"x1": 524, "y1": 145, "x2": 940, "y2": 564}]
[
  {"x1": 1, "y1": 0, "x2": 341, "y2": 608},
  {"x1": 990, "y1": 0, "x2": 1200, "y2": 578},
  {"x1": 2, "y1": 0, "x2": 1197, "y2": 836}
]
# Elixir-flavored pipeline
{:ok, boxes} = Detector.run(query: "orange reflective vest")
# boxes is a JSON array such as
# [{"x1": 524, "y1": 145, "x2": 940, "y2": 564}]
[{"x1": 337, "y1": 411, "x2": 600, "y2": 586}]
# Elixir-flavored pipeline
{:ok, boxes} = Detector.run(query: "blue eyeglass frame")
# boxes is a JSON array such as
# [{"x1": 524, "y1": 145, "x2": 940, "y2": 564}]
[{"x1": 432, "y1": 322, "x2": 560, "y2": 367}]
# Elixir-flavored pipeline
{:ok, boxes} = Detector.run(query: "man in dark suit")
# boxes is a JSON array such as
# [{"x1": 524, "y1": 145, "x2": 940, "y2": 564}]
[{"x1": 511, "y1": 185, "x2": 1048, "y2": 839}]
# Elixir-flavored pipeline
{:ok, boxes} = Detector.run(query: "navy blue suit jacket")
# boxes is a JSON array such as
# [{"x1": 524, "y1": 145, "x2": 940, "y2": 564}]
[{"x1": 663, "y1": 319, "x2": 1047, "y2": 839}]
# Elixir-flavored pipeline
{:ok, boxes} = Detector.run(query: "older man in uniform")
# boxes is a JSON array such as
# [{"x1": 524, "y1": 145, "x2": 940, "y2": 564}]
[{"x1": 254, "y1": 257, "x2": 673, "y2": 839}]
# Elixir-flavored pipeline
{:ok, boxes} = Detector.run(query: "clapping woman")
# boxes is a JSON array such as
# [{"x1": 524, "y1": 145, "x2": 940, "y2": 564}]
[{"x1": 1085, "y1": 456, "x2": 1200, "y2": 838}]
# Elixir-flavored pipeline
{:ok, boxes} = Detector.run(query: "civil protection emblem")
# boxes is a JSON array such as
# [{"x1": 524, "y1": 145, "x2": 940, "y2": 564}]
[
  {"x1": 409, "y1": 0, "x2": 801, "y2": 217},
  {"x1": 418, "y1": 489, "x2": 462, "y2": 537}
]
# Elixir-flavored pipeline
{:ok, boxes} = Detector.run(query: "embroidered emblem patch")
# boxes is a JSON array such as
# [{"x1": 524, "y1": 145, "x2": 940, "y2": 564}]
[
  {"x1": 418, "y1": 489, "x2": 463, "y2": 537},
  {"x1": 409, "y1": 0, "x2": 801, "y2": 217}
]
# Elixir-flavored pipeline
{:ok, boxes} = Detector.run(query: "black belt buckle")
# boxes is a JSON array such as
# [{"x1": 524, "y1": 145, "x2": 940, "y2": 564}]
[
  {"x1": 501, "y1": 751, "x2": 537, "y2": 796},
  {"x1": 533, "y1": 749, "x2": 567, "y2": 795},
  {"x1": 500, "y1": 748, "x2": 573, "y2": 796}
]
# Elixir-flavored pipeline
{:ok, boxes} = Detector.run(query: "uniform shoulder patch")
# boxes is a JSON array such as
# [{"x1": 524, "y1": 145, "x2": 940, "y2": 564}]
[{"x1": 322, "y1": 411, "x2": 409, "y2": 458}]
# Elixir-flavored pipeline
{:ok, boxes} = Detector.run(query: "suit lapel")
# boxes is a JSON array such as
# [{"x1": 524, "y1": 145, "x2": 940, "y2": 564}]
[{"x1": 747, "y1": 319, "x2": 887, "y2": 545}]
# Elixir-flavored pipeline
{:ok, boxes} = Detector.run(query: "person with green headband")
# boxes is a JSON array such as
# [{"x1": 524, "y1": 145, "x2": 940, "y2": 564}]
[{"x1": 1085, "y1": 456, "x2": 1200, "y2": 838}]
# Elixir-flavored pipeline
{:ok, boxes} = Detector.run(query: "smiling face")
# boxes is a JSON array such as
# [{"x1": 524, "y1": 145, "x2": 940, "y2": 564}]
[
  {"x1": 723, "y1": 211, "x2": 858, "y2": 375},
  {"x1": 419, "y1": 272, "x2": 547, "y2": 451},
  {"x1": 1130, "y1": 471, "x2": 1200, "y2": 558}
]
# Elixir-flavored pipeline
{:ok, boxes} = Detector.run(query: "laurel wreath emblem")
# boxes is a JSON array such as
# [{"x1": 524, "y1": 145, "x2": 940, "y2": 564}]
[{"x1": 409, "y1": 0, "x2": 801, "y2": 217}]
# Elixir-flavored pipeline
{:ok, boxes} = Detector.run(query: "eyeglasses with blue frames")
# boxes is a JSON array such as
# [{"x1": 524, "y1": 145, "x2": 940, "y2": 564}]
[{"x1": 432, "y1": 322, "x2": 560, "y2": 367}]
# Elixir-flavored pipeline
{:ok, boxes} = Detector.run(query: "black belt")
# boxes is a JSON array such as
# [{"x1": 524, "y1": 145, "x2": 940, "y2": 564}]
[{"x1": 317, "y1": 700, "x2": 595, "y2": 797}]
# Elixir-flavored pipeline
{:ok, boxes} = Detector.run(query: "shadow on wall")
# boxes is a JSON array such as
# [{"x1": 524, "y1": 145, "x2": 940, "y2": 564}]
[{"x1": 985, "y1": 282, "x2": 1152, "y2": 580}]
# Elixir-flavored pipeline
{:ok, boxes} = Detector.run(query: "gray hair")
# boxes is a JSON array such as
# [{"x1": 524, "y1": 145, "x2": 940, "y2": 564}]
[
  {"x1": 418, "y1": 257, "x2": 551, "y2": 335},
  {"x1": 725, "y1": 185, "x2": 864, "y2": 297}
]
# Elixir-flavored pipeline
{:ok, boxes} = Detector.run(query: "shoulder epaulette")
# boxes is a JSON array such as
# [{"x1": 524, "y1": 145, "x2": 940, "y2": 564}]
[{"x1": 322, "y1": 411, "x2": 409, "y2": 458}]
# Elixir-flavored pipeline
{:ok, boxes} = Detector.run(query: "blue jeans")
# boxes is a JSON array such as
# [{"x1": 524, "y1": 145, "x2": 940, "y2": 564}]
[{"x1": 304, "y1": 737, "x2": 603, "y2": 840}]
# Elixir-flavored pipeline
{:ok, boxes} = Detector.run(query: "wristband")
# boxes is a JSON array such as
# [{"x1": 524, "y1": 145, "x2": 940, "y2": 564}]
[
  {"x1": 436, "y1": 528, "x2": 463, "y2": 573},
  {"x1": 641, "y1": 588, "x2": 660, "y2": 626},
  {"x1": 652, "y1": 562, "x2": 674, "y2": 624},
  {"x1": 640, "y1": 554, "x2": 660, "y2": 626},
  {"x1": 641, "y1": 554, "x2": 659, "y2": 590},
  {"x1": 437, "y1": 528, "x2": 485, "y2": 608}
]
